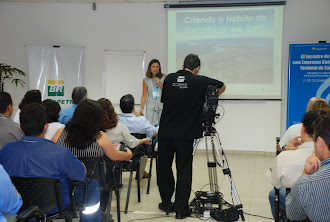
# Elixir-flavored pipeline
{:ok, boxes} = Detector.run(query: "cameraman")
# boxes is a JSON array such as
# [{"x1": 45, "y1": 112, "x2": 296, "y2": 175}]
[{"x1": 157, "y1": 54, "x2": 225, "y2": 219}]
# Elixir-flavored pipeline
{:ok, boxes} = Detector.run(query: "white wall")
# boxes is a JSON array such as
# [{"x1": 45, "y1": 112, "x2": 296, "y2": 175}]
[{"x1": 0, "y1": 0, "x2": 329, "y2": 152}]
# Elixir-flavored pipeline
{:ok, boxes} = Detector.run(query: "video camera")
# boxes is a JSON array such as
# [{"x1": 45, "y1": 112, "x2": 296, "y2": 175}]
[{"x1": 202, "y1": 85, "x2": 220, "y2": 129}]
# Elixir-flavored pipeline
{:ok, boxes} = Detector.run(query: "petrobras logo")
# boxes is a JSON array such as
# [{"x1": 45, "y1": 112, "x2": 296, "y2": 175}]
[{"x1": 48, "y1": 80, "x2": 64, "y2": 96}]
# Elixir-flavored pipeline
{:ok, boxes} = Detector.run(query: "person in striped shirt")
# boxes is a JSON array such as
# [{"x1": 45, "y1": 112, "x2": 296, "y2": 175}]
[{"x1": 286, "y1": 113, "x2": 330, "y2": 222}]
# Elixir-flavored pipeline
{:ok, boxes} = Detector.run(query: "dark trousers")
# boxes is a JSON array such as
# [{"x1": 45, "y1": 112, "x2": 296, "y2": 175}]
[{"x1": 157, "y1": 138, "x2": 194, "y2": 213}]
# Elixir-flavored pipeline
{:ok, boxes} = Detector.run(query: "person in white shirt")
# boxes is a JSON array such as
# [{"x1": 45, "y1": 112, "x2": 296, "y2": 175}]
[
  {"x1": 97, "y1": 98, "x2": 152, "y2": 216},
  {"x1": 42, "y1": 99, "x2": 65, "y2": 140},
  {"x1": 267, "y1": 110, "x2": 327, "y2": 220},
  {"x1": 278, "y1": 97, "x2": 330, "y2": 150}
]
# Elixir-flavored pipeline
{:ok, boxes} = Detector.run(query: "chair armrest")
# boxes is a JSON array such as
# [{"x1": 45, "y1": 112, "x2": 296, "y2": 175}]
[{"x1": 16, "y1": 206, "x2": 43, "y2": 221}]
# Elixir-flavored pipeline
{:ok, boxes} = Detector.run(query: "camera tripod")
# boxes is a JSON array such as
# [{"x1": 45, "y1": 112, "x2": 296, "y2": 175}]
[{"x1": 191, "y1": 125, "x2": 245, "y2": 221}]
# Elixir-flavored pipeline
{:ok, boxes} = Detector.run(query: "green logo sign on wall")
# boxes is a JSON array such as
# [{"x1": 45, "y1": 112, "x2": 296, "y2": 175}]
[{"x1": 48, "y1": 80, "x2": 64, "y2": 96}]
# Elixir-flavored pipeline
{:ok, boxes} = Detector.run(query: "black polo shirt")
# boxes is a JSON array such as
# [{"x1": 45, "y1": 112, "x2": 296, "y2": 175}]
[{"x1": 158, "y1": 70, "x2": 224, "y2": 140}]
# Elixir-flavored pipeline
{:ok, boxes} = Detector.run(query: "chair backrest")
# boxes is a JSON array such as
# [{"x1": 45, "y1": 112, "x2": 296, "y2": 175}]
[
  {"x1": 131, "y1": 133, "x2": 147, "y2": 140},
  {"x1": 78, "y1": 156, "x2": 105, "y2": 186},
  {"x1": 131, "y1": 133, "x2": 147, "y2": 156},
  {"x1": 11, "y1": 177, "x2": 64, "y2": 215}
]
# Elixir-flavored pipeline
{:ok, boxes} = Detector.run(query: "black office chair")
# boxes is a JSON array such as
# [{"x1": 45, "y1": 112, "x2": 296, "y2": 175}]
[
  {"x1": 12, "y1": 177, "x2": 75, "y2": 222},
  {"x1": 103, "y1": 157, "x2": 121, "y2": 222},
  {"x1": 146, "y1": 136, "x2": 158, "y2": 194},
  {"x1": 79, "y1": 156, "x2": 121, "y2": 222},
  {"x1": 121, "y1": 133, "x2": 148, "y2": 214},
  {"x1": 129, "y1": 133, "x2": 158, "y2": 195}
]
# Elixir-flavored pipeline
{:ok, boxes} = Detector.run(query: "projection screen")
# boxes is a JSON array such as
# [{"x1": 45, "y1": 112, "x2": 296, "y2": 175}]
[{"x1": 167, "y1": 6, "x2": 284, "y2": 99}]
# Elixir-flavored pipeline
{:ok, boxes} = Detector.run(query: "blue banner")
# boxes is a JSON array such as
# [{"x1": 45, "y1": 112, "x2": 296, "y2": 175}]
[{"x1": 287, "y1": 43, "x2": 330, "y2": 128}]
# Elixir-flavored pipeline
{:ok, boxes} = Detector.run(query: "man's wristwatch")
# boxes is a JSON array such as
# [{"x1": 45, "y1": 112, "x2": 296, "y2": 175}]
[{"x1": 282, "y1": 146, "x2": 286, "y2": 151}]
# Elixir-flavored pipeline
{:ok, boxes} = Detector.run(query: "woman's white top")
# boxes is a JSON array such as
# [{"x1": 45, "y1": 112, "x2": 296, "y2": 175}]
[
  {"x1": 104, "y1": 122, "x2": 139, "y2": 148},
  {"x1": 13, "y1": 109, "x2": 21, "y2": 124},
  {"x1": 45, "y1": 122, "x2": 65, "y2": 140}
]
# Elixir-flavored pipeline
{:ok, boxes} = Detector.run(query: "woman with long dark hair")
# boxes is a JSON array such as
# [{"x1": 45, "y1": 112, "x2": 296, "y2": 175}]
[
  {"x1": 52, "y1": 99, "x2": 132, "y2": 162},
  {"x1": 139, "y1": 59, "x2": 166, "y2": 125},
  {"x1": 52, "y1": 99, "x2": 132, "y2": 222}
]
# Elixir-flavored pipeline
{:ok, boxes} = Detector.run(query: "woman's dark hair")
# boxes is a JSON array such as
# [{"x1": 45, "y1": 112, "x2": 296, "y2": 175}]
[
  {"x1": 19, "y1": 89, "x2": 42, "y2": 109},
  {"x1": 97, "y1": 98, "x2": 118, "y2": 131},
  {"x1": 145, "y1": 59, "x2": 163, "y2": 79},
  {"x1": 42, "y1": 99, "x2": 61, "y2": 123},
  {"x1": 65, "y1": 99, "x2": 101, "y2": 148}
]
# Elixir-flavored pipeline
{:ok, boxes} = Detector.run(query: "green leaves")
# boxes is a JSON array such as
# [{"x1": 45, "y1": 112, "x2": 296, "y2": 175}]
[{"x1": 0, "y1": 63, "x2": 26, "y2": 92}]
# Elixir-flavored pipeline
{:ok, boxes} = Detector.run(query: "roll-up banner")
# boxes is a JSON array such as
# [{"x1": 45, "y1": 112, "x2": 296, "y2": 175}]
[
  {"x1": 26, "y1": 46, "x2": 84, "y2": 108},
  {"x1": 287, "y1": 43, "x2": 330, "y2": 128}
]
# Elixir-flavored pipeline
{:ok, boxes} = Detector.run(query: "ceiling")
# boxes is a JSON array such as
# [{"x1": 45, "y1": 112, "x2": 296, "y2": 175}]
[
  {"x1": 0, "y1": 0, "x2": 283, "y2": 5},
  {"x1": 0, "y1": 0, "x2": 198, "y2": 2}
]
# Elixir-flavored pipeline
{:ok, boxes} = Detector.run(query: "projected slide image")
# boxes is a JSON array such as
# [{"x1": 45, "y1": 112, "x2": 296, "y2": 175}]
[
  {"x1": 176, "y1": 38, "x2": 273, "y2": 84},
  {"x1": 168, "y1": 6, "x2": 283, "y2": 99}
]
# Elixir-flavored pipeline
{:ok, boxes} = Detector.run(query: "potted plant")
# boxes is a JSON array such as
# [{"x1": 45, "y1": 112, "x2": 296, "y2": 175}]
[{"x1": 0, "y1": 63, "x2": 26, "y2": 92}]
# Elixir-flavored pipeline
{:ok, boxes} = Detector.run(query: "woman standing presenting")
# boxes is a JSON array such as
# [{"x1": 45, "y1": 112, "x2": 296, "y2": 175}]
[{"x1": 140, "y1": 59, "x2": 166, "y2": 126}]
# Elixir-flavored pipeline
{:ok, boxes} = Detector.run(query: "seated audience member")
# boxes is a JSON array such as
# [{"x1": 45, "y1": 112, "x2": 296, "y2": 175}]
[
  {"x1": 59, "y1": 86, "x2": 87, "y2": 125},
  {"x1": 98, "y1": 98, "x2": 152, "y2": 148},
  {"x1": 266, "y1": 110, "x2": 326, "y2": 220},
  {"x1": 119, "y1": 94, "x2": 157, "y2": 178},
  {"x1": 53, "y1": 99, "x2": 132, "y2": 162},
  {"x1": 119, "y1": 94, "x2": 157, "y2": 138},
  {"x1": 52, "y1": 99, "x2": 133, "y2": 222},
  {"x1": 286, "y1": 114, "x2": 330, "y2": 222},
  {"x1": 0, "y1": 103, "x2": 100, "y2": 222},
  {"x1": 0, "y1": 164, "x2": 23, "y2": 222},
  {"x1": 13, "y1": 89, "x2": 42, "y2": 124},
  {"x1": 42, "y1": 99, "x2": 64, "y2": 140},
  {"x1": 0, "y1": 92, "x2": 23, "y2": 149},
  {"x1": 278, "y1": 97, "x2": 330, "y2": 150},
  {"x1": 97, "y1": 98, "x2": 152, "y2": 213}
]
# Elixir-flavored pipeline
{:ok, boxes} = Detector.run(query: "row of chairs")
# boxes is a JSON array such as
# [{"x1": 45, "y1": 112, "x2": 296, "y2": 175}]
[
  {"x1": 12, "y1": 133, "x2": 158, "y2": 222},
  {"x1": 12, "y1": 156, "x2": 118, "y2": 222}
]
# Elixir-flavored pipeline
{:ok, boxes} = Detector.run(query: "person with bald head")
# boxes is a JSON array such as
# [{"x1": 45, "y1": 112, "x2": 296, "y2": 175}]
[{"x1": 278, "y1": 97, "x2": 330, "y2": 150}]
